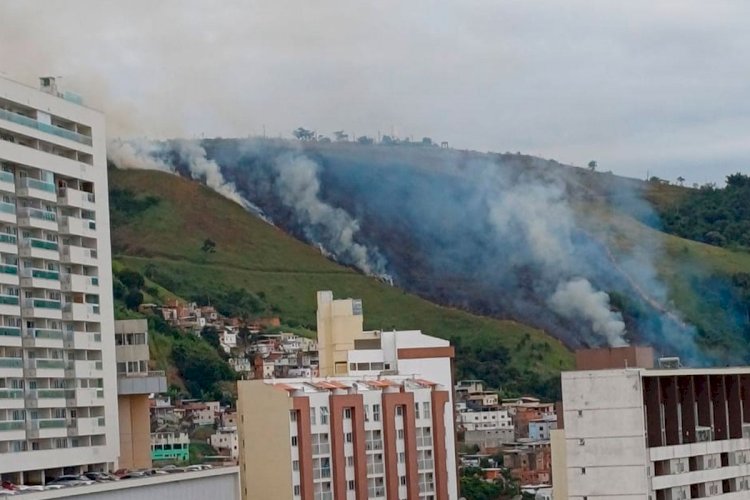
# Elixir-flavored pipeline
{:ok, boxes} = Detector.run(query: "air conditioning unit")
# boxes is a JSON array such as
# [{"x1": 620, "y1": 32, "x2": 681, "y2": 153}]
[{"x1": 696, "y1": 426, "x2": 713, "y2": 442}]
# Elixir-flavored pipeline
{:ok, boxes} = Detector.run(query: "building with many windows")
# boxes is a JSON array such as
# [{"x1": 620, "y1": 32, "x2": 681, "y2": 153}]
[
  {"x1": 555, "y1": 364, "x2": 750, "y2": 499},
  {"x1": 237, "y1": 291, "x2": 458, "y2": 499},
  {"x1": 0, "y1": 75, "x2": 118, "y2": 482}
]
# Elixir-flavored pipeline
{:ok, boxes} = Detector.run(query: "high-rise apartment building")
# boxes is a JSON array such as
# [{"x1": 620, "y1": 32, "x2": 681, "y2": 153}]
[
  {"x1": 555, "y1": 363, "x2": 750, "y2": 499},
  {"x1": 0, "y1": 75, "x2": 118, "y2": 482},
  {"x1": 237, "y1": 291, "x2": 458, "y2": 499}
]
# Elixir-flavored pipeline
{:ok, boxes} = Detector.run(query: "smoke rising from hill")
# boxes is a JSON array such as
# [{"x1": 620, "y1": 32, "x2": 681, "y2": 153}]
[{"x1": 109, "y1": 138, "x2": 707, "y2": 358}]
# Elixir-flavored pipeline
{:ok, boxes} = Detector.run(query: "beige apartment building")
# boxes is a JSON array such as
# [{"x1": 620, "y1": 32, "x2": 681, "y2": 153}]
[
  {"x1": 114, "y1": 318, "x2": 166, "y2": 470},
  {"x1": 237, "y1": 291, "x2": 459, "y2": 499}
]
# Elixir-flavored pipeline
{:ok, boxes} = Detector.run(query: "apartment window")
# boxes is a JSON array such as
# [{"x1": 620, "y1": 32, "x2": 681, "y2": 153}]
[
  {"x1": 400, "y1": 476, "x2": 406, "y2": 486},
  {"x1": 310, "y1": 409, "x2": 317, "y2": 425},
  {"x1": 344, "y1": 408, "x2": 352, "y2": 419},
  {"x1": 292, "y1": 460, "x2": 299, "y2": 471},
  {"x1": 320, "y1": 407, "x2": 329, "y2": 425},
  {"x1": 293, "y1": 485, "x2": 301, "y2": 496},
  {"x1": 291, "y1": 436, "x2": 298, "y2": 447},
  {"x1": 345, "y1": 432, "x2": 353, "y2": 443},
  {"x1": 396, "y1": 406, "x2": 403, "y2": 417},
  {"x1": 423, "y1": 402, "x2": 431, "y2": 419},
  {"x1": 398, "y1": 429, "x2": 405, "y2": 439},
  {"x1": 373, "y1": 404, "x2": 381, "y2": 422},
  {"x1": 313, "y1": 457, "x2": 331, "y2": 479},
  {"x1": 290, "y1": 410, "x2": 297, "y2": 422},
  {"x1": 415, "y1": 403, "x2": 420, "y2": 419},
  {"x1": 366, "y1": 429, "x2": 383, "y2": 451},
  {"x1": 311, "y1": 433, "x2": 330, "y2": 455},
  {"x1": 347, "y1": 480, "x2": 355, "y2": 491},
  {"x1": 347, "y1": 456, "x2": 354, "y2": 467},
  {"x1": 581, "y1": 467, "x2": 586, "y2": 475},
  {"x1": 398, "y1": 452, "x2": 405, "y2": 464}
]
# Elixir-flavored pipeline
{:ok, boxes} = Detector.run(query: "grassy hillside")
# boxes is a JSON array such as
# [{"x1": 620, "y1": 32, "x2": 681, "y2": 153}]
[{"x1": 109, "y1": 167, "x2": 573, "y2": 397}]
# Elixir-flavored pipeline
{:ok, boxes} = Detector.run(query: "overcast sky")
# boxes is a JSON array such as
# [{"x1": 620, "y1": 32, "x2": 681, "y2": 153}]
[{"x1": 1, "y1": 0, "x2": 748, "y2": 184}]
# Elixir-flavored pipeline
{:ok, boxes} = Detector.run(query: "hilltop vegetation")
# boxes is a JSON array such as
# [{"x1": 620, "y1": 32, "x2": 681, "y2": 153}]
[
  {"x1": 108, "y1": 167, "x2": 573, "y2": 400},
  {"x1": 656, "y1": 173, "x2": 750, "y2": 250}
]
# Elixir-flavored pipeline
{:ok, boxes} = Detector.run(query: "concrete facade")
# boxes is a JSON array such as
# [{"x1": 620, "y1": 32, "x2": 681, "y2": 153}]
[
  {"x1": 0, "y1": 75, "x2": 119, "y2": 481},
  {"x1": 560, "y1": 367, "x2": 750, "y2": 499}
]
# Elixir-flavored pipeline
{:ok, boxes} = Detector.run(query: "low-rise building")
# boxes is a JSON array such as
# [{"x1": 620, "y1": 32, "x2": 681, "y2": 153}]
[
  {"x1": 528, "y1": 415, "x2": 557, "y2": 441},
  {"x1": 210, "y1": 426, "x2": 239, "y2": 462},
  {"x1": 151, "y1": 432, "x2": 190, "y2": 463}
]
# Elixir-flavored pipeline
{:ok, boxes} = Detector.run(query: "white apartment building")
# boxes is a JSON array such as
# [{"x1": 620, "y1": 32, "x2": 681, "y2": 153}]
[
  {"x1": 0, "y1": 76, "x2": 118, "y2": 482},
  {"x1": 556, "y1": 367, "x2": 750, "y2": 499},
  {"x1": 457, "y1": 407, "x2": 513, "y2": 432}
]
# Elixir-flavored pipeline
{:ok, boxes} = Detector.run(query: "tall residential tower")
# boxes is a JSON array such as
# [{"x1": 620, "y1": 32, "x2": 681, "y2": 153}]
[{"x1": 0, "y1": 75, "x2": 118, "y2": 482}]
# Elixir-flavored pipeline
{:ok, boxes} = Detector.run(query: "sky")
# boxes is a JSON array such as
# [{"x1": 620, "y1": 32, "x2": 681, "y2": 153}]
[{"x1": 1, "y1": 0, "x2": 748, "y2": 185}]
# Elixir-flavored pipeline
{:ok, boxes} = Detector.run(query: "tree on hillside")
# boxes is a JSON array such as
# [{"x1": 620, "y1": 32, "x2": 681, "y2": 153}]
[
  {"x1": 421, "y1": 137, "x2": 433, "y2": 146},
  {"x1": 201, "y1": 238, "x2": 216, "y2": 254},
  {"x1": 201, "y1": 326, "x2": 221, "y2": 351},
  {"x1": 677, "y1": 176, "x2": 686, "y2": 186},
  {"x1": 118, "y1": 269, "x2": 145, "y2": 290},
  {"x1": 293, "y1": 127, "x2": 315, "y2": 141},
  {"x1": 333, "y1": 130, "x2": 349, "y2": 142},
  {"x1": 357, "y1": 136, "x2": 374, "y2": 145},
  {"x1": 381, "y1": 135, "x2": 396, "y2": 145},
  {"x1": 587, "y1": 160, "x2": 597, "y2": 172}
]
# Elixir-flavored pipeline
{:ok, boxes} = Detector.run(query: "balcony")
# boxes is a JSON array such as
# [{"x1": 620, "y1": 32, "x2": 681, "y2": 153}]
[
  {"x1": 64, "y1": 330, "x2": 102, "y2": 350},
  {"x1": 0, "y1": 357, "x2": 23, "y2": 378},
  {"x1": 0, "y1": 294, "x2": 20, "y2": 316},
  {"x1": 60, "y1": 245, "x2": 97, "y2": 266},
  {"x1": 67, "y1": 387, "x2": 104, "y2": 407},
  {"x1": 27, "y1": 418, "x2": 67, "y2": 439},
  {"x1": 23, "y1": 328, "x2": 64, "y2": 349},
  {"x1": 0, "y1": 201, "x2": 16, "y2": 224},
  {"x1": 0, "y1": 420, "x2": 25, "y2": 440},
  {"x1": 68, "y1": 416, "x2": 105, "y2": 436},
  {"x1": 59, "y1": 216, "x2": 97, "y2": 239},
  {"x1": 20, "y1": 268, "x2": 61, "y2": 291},
  {"x1": 17, "y1": 207, "x2": 57, "y2": 231},
  {"x1": 26, "y1": 358, "x2": 66, "y2": 378},
  {"x1": 60, "y1": 273, "x2": 99, "y2": 293},
  {"x1": 0, "y1": 389, "x2": 24, "y2": 410},
  {"x1": 0, "y1": 233, "x2": 17, "y2": 254},
  {"x1": 117, "y1": 370, "x2": 168, "y2": 396},
  {"x1": 22, "y1": 298, "x2": 62, "y2": 320},
  {"x1": 58, "y1": 187, "x2": 95, "y2": 210},
  {"x1": 16, "y1": 177, "x2": 57, "y2": 203},
  {"x1": 63, "y1": 302, "x2": 99, "y2": 321},
  {"x1": 67, "y1": 359, "x2": 103, "y2": 378},
  {"x1": 0, "y1": 170, "x2": 14, "y2": 193},
  {"x1": 0, "y1": 107, "x2": 93, "y2": 146},
  {"x1": 0, "y1": 326, "x2": 21, "y2": 347},
  {"x1": 19, "y1": 237, "x2": 59, "y2": 260},
  {"x1": 26, "y1": 388, "x2": 71, "y2": 408}
]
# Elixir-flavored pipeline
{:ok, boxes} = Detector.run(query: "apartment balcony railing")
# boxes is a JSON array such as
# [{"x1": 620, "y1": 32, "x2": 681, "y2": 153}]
[
  {"x1": 18, "y1": 177, "x2": 56, "y2": 194},
  {"x1": 0, "y1": 171, "x2": 13, "y2": 184},
  {"x1": 31, "y1": 418, "x2": 66, "y2": 429},
  {"x1": 22, "y1": 268, "x2": 60, "y2": 280},
  {"x1": 0, "y1": 295, "x2": 19, "y2": 306},
  {"x1": 30, "y1": 329, "x2": 64, "y2": 340},
  {"x1": 0, "y1": 326, "x2": 20, "y2": 337},
  {"x1": 34, "y1": 359, "x2": 66, "y2": 369},
  {"x1": 0, "y1": 202, "x2": 15, "y2": 216},
  {"x1": 0, "y1": 421, "x2": 24, "y2": 431},
  {"x1": 33, "y1": 389, "x2": 74, "y2": 399},
  {"x1": 0, "y1": 234, "x2": 16, "y2": 245},
  {"x1": 63, "y1": 302, "x2": 99, "y2": 315},
  {"x1": 0, "y1": 264, "x2": 18, "y2": 275},
  {"x1": 24, "y1": 238, "x2": 58, "y2": 251},
  {"x1": 0, "y1": 108, "x2": 93, "y2": 146},
  {"x1": 0, "y1": 357, "x2": 22, "y2": 368},
  {"x1": 0, "y1": 389, "x2": 23, "y2": 399},
  {"x1": 26, "y1": 299, "x2": 62, "y2": 310},
  {"x1": 18, "y1": 207, "x2": 56, "y2": 222}
]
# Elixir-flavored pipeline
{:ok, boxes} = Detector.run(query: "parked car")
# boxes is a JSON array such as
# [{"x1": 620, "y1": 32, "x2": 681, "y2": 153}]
[
  {"x1": 84, "y1": 472, "x2": 116, "y2": 482},
  {"x1": 119, "y1": 471, "x2": 147, "y2": 480},
  {"x1": 160, "y1": 466, "x2": 185, "y2": 474},
  {"x1": 47, "y1": 475, "x2": 94, "y2": 487}
]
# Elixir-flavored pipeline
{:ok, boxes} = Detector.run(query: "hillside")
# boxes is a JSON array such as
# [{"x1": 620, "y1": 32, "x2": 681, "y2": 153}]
[{"x1": 108, "y1": 167, "x2": 573, "y2": 399}]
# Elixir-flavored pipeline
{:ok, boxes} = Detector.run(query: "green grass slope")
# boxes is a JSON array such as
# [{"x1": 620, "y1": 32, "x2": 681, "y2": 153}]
[{"x1": 109, "y1": 168, "x2": 573, "y2": 397}]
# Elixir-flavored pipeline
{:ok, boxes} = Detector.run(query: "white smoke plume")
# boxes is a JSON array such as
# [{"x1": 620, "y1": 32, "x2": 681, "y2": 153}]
[
  {"x1": 548, "y1": 277, "x2": 628, "y2": 347},
  {"x1": 272, "y1": 153, "x2": 389, "y2": 279},
  {"x1": 108, "y1": 139, "x2": 268, "y2": 220},
  {"x1": 108, "y1": 138, "x2": 173, "y2": 173}
]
